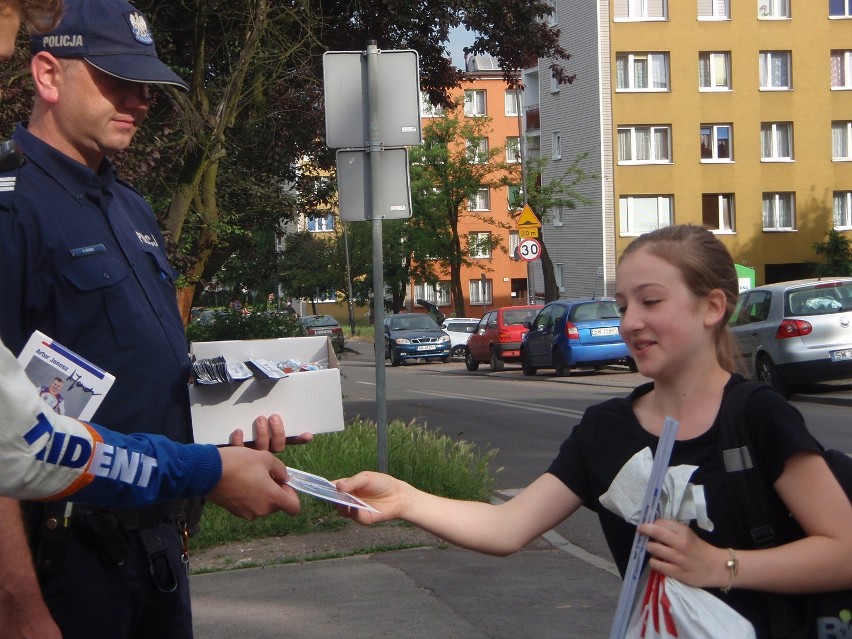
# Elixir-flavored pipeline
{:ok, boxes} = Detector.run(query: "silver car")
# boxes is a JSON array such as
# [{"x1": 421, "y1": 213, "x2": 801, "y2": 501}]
[{"x1": 729, "y1": 277, "x2": 852, "y2": 395}]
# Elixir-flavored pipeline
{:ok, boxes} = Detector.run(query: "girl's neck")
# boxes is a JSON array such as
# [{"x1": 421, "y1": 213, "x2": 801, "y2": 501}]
[{"x1": 637, "y1": 365, "x2": 731, "y2": 439}]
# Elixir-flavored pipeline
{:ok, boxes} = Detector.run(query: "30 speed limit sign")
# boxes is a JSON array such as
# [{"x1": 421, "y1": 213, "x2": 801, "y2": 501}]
[{"x1": 518, "y1": 238, "x2": 541, "y2": 262}]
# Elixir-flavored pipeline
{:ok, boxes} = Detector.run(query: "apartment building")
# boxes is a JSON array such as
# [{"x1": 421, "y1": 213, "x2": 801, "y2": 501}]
[
  {"x1": 524, "y1": 0, "x2": 852, "y2": 295},
  {"x1": 408, "y1": 55, "x2": 532, "y2": 317}
]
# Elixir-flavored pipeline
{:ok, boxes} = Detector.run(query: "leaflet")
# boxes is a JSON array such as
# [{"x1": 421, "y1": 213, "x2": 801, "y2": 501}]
[
  {"x1": 17, "y1": 330, "x2": 115, "y2": 421},
  {"x1": 285, "y1": 467, "x2": 379, "y2": 513}
]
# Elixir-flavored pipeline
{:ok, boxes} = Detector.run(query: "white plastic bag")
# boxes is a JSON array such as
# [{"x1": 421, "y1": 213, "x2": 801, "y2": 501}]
[{"x1": 625, "y1": 568, "x2": 756, "y2": 639}]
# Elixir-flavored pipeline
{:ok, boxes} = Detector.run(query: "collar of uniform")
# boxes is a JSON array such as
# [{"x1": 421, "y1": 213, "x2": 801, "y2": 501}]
[{"x1": 12, "y1": 122, "x2": 117, "y2": 200}]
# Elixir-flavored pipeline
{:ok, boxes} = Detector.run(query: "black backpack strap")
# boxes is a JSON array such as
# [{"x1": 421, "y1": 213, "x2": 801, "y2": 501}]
[
  {"x1": 718, "y1": 380, "x2": 778, "y2": 548},
  {"x1": 718, "y1": 380, "x2": 805, "y2": 639}
]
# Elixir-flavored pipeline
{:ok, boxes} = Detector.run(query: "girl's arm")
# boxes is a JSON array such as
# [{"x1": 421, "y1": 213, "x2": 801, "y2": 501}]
[
  {"x1": 641, "y1": 451, "x2": 852, "y2": 593},
  {"x1": 337, "y1": 471, "x2": 583, "y2": 556}
]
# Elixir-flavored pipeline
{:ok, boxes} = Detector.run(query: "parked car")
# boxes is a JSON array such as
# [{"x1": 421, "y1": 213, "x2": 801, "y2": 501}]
[
  {"x1": 440, "y1": 317, "x2": 481, "y2": 358},
  {"x1": 384, "y1": 313, "x2": 452, "y2": 366},
  {"x1": 729, "y1": 277, "x2": 852, "y2": 396},
  {"x1": 465, "y1": 305, "x2": 543, "y2": 372},
  {"x1": 298, "y1": 314, "x2": 345, "y2": 352},
  {"x1": 520, "y1": 299, "x2": 633, "y2": 376}
]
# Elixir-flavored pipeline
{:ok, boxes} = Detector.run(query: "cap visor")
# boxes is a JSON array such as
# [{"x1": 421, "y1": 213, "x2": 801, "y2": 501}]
[{"x1": 84, "y1": 54, "x2": 189, "y2": 91}]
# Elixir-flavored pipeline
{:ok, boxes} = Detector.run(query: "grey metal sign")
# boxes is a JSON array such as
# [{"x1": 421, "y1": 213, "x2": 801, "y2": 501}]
[
  {"x1": 336, "y1": 148, "x2": 412, "y2": 220},
  {"x1": 323, "y1": 50, "x2": 421, "y2": 149}
]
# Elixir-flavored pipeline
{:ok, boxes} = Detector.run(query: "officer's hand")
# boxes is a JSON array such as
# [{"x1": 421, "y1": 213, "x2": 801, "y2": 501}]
[
  {"x1": 228, "y1": 413, "x2": 312, "y2": 452},
  {"x1": 208, "y1": 447, "x2": 301, "y2": 519}
]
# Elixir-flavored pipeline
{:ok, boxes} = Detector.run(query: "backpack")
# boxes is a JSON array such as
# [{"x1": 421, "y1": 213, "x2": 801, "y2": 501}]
[{"x1": 718, "y1": 380, "x2": 852, "y2": 639}]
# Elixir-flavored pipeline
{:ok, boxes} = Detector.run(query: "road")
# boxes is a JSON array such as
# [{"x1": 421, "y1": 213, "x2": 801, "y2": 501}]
[{"x1": 339, "y1": 341, "x2": 851, "y2": 562}]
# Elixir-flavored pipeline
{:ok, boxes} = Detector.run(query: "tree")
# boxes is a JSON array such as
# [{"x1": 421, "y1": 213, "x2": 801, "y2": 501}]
[
  {"x1": 0, "y1": 1, "x2": 573, "y2": 323},
  {"x1": 515, "y1": 153, "x2": 594, "y2": 301},
  {"x1": 409, "y1": 105, "x2": 519, "y2": 317},
  {"x1": 811, "y1": 229, "x2": 852, "y2": 276}
]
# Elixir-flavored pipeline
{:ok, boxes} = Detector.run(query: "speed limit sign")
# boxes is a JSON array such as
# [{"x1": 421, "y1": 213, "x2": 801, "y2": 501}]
[{"x1": 518, "y1": 238, "x2": 541, "y2": 262}]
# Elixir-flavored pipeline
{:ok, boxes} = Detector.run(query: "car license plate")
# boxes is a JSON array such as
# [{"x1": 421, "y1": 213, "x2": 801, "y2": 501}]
[
  {"x1": 830, "y1": 348, "x2": 852, "y2": 362},
  {"x1": 416, "y1": 345, "x2": 436, "y2": 351},
  {"x1": 314, "y1": 329, "x2": 331, "y2": 334},
  {"x1": 591, "y1": 327, "x2": 619, "y2": 336}
]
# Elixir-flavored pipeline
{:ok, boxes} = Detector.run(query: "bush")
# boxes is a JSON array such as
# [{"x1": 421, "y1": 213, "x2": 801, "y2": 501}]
[
  {"x1": 186, "y1": 309, "x2": 302, "y2": 346},
  {"x1": 190, "y1": 418, "x2": 498, "y2": 550}
]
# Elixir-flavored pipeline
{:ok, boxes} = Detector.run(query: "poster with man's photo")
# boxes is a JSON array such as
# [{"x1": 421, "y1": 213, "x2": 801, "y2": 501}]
[{"x1": 17, "y1": 331, "x2": 115, "y2": 421}]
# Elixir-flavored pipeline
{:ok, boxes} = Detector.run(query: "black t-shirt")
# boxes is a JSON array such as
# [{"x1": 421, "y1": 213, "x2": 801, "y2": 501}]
[{"x1": 547, "y1": 374, "x2": 822, "y2": 636}]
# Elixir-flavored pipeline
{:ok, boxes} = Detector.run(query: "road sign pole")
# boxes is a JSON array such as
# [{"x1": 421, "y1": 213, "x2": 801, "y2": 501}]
[{"x1": 366, "y1": 41, "x2": 389, "y2": 473}]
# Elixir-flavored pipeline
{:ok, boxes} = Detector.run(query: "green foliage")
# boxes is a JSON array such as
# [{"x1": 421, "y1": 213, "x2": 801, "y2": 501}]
[
  {"x1": 186, "y1": 310, "x2": 302, "y2": 345},
  {"x1": 190, "y1": 418, "x2": 498, "y2": 550},
  {"x1": 811, "y1": 229, "x2": 852, "y2": 277}
]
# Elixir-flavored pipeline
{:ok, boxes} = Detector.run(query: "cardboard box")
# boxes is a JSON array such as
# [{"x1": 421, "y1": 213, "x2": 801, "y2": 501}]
[{"x1": 188, "y1": 336, "x2": 344, "y2": 445}]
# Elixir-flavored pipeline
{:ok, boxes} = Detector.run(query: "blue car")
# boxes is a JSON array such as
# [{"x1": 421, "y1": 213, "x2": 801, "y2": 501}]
[
  {"x1": 384, "y1": 313, "x2": 452, "y2": 366},
  {"x1": 520, "y1": 299, "x2": 634, "y2": 376}
]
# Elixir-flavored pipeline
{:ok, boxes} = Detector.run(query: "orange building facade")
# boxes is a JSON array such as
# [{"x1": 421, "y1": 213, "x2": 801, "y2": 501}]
[{"x1": 406, "y1": 66, "x2": 532, "y2": 319}]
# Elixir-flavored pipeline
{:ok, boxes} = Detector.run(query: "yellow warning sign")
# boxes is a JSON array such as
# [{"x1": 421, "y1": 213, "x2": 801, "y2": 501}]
[
  {"x1": 517, "y1": 204, "x2": 541, "y2": 229},
  {"x1": 519, "y1": 228, "x2": 539, "y2": 238}
]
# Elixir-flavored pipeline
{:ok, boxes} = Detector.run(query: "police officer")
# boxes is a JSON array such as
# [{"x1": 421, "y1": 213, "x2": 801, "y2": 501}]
[{"x1": 0, "y1": 0, "x2": 283, "y2": 636}]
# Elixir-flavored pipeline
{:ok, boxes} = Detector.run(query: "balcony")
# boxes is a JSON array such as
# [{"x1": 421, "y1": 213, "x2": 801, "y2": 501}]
[{"x1": 525, "y1": 106, "x2": 540, "y2": 132}]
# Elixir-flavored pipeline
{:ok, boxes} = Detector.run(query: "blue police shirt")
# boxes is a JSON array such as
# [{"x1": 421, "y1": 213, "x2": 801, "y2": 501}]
[{"x1": 0, "y1": 123, "x2": 193, "y2": 443}]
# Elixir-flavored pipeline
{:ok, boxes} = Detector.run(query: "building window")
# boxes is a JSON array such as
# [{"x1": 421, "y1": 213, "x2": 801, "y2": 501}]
[
  {"x1": 698, "y1": 0, "x2": 730, "y2": 20},
  {"x1": 420, "y1": 91, "x2": 444, "y2": 117},
  {"x1": 619, "y1": 195, "x2": 673, "y2": 236},
  {"x1": 830, "y1": 0, "x2": 852, "y2": 18},
  {"x1": 550, "y1": 73, "x2": 560, "y2": 94},
  {"x1": 547, "y1": 0, "x2": 557, "y2": 25},
  {"x1": 832, "y1": 121, "x2": 852, "y2": 160},
  {"x1": 761, "y1": 122, "x2": 793, "y2": 161},
  {"x1": 509, "y1": 230, "x2": 520, "y2": 259},
  {"x1": 617, "y1": 125, "x2": 672, "y2": 164},
  {"x1": 307, "y1": 213, "x2": 335, "y2": 232},
  {"x1": 759, "y1": 0, "x2": 790, "y2": 18},
  {"x1": 699, "y1": 52, "x2": 731, "y2": 90},
  {"x1": 504, "y1": 90, "x2": 520, "y2": 116},
  {"x1": 552, "y1": 131, "x2": 562, "y2": 160},
  {"x1": 469, "y1": 232, "x2": 492, "y2": 258},
  {"x1": 414, "y1": 281, "x2": 451, "y2": 306},
  {"x1": 467, "y1": 138, "x2": 488, "y2": 164},
  {"x1": 616, "y1": 52, "x2": 670, "y2": 91},
  {"x1": 831, "y1": 50, "x2": 852, "y2": 89},
  {"x1": 468, "y1": 189, "x2": 491, "y2": 211},
  {"x1": 835, "y1": 191, "x2": 852, "y2": 229},
  {"x1": 464, "y1": 89, "x2": 487, "y2": 116},
  {"x1": 614, "y1": 0, "x2": 668, "y2": 20},
  {"x1": 507, "y1": 185, "x2": 523, "y2": 210},
  {"x1": 759, "y1": 51, "x2": 792, "y2": 90},
  {"x1": 702, "y1": 194, "x2": 735, "y2": 232},
  {"x1": 553, "y1": 206, "x2": 564, "y2": 226},
  {"x1": 556, "y1": 264, "x2": 565, "y2": 292},
  {"x1": 469, "y1": 278, "x2": 493, "y2": 305},
  {"x1": 762, "y1": 192, "x2": 796, "y2": 230},
  {"x1": 700, "y1": 124, "x2": 733, "y2": 161},
  {"x1": 506, "y1": 136, "x2": 521, "y2": 163}
]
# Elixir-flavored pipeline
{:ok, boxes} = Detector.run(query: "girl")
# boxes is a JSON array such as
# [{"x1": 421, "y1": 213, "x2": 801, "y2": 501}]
[{"x1": 336, "y1": 224, "x2": 852, "y2": 636}]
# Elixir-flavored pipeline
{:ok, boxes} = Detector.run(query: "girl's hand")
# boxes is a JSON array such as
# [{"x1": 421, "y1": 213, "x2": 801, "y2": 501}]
[
  {"x1": 335, "y1": 471, "x2": 408, "y2": 524},
  {"x1": 639, "y1": 520, "x2": 729, "y2": 589}
]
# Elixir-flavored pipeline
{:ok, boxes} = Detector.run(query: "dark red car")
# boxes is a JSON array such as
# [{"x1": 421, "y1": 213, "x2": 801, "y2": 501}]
[{"x1": 465, "y1": 305, "x2": 543, "y2": 372}]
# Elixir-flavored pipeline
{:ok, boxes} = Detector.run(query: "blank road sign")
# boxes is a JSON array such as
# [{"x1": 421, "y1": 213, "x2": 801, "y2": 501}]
[
  {"x1": 336, "y1": 148, "x2": 413, "y2": 221},
  {"x1": 323, "y1": 50, "x2": 421, "y2": 149}
]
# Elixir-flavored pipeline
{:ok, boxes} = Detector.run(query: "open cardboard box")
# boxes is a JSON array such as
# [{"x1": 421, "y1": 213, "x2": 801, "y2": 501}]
[{"x1": 188, "y1": 336, "x2": 344, "y2": 445}]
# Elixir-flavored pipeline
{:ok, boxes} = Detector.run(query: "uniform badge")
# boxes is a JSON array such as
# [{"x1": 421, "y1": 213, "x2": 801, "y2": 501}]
[{"x1": 127, "y1": 12, "x2": 153, "y2": 45}]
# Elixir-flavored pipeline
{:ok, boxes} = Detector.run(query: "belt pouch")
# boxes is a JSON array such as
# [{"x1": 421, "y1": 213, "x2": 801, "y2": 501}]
[
  {"x1": 74, "y1": 508, "x2": 130, "y2": 568},
  {"x1": 26, "y1": 501, "x2": 72, "y2": 575}
]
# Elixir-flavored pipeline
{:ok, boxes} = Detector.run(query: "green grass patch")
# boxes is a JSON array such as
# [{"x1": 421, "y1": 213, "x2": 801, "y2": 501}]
[{"x1": 190, "y1": 418, "x2": 497, "y2": 551}]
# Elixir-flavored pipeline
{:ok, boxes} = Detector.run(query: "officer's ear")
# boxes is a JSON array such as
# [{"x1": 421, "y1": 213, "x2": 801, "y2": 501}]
[{"x1": 30, "y1": 51, "x2": 65, "y2": 105}]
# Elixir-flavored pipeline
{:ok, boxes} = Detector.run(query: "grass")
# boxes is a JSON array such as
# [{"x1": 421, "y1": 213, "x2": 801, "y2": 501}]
[{"x1": 189, "y1": 417, "x2": 498, "y2": 551}]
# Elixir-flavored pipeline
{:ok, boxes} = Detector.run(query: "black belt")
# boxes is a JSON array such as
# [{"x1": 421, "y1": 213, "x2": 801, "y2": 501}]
[{"x1": 107, "y1": 500, "x2": 189, "y2": 531}]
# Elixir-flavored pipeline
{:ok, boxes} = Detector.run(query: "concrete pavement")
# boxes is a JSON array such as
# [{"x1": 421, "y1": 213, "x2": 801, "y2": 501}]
[{"x1": 191, "y1": 352, "x2": 852, "y2": 638}]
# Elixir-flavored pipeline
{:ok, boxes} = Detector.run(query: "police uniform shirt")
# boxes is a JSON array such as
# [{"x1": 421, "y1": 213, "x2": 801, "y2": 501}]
[{"x1": 0, "y1": 123, "x2": 192, "y2": 443}]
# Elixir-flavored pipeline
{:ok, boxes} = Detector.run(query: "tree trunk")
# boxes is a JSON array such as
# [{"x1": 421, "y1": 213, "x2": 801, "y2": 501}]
[{"x1": 538, "y1": 229, "x2": 559, "y2": 301}]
